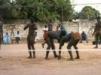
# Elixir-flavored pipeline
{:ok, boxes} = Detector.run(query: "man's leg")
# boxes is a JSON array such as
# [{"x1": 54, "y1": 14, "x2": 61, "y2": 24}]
[
  {"x1": 51, "y1": 40, "x2": 57, "y2": 58},
  {"x1": 27, "y1": 38, "x2": 32, "y2": 58},
  {"x1": 73, "y1": 40, "x2": 80, "y2": 59},
  {"x1": 45, "y1": 38, "x2": 51, "y2": 59},
  {"x1": 95, "y1": 35, "x2": 99, "y2": 48},
  {"x1": 67, "y1": 41, "x2": 73, "y2": 60},
  {"x1": 31, "y1": 42, "x2": 36, "y2": 58},
  {"x1": 45, "y1": 49, "x2": 50, "y2": 59},
  {"x1": 42, "y1": 39, "x2": 47, "y2": 48},
  {"x1": 99, "y1": 35, "x2": 101, "y2": 44},
  {"x1": 58, "y1": 42, "x2": 63, "y2": 59}
]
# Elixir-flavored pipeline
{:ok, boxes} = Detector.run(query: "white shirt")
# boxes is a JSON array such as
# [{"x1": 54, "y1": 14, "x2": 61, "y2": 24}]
[
  {"x1": 43, "y1": 28, "x2": 48, "y2": 31},
  {"x1": 15, "y1": 32, "x2": 21, "y2": 37}
]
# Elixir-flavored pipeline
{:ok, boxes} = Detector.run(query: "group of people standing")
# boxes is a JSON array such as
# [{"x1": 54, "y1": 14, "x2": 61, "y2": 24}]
[
  {"x1": 24, "y1": 17, "x2": 101, "y2": 59},
  {"x1": 0, "y1": 16, "x2": 101, "y2": 59},
  {"x1": 24, "y1": 19, "x2": 64, "y2": 58}
]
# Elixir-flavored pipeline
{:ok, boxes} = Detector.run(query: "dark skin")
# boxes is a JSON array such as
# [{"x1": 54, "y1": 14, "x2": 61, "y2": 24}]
[
  {"x1": 24, "y1": 22, "x2": 37, "y2": 35},
  {"x1": 58, "y1": 32, "x2": 80, "y2": 60},
  {"x1": 43, "y1": 30, "x2": 80, "y2": 60},
  {"x1": 24, "y1": 21, "x2": 37, "y2": 58},
  {"x1": 93, "y1": 17, "x2": 101, "y2": 48}
]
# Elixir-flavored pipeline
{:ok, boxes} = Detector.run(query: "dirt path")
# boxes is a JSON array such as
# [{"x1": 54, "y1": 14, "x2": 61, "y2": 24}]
[{"x1": 0, "y1": 43, "x2": 101, "y2": 75}]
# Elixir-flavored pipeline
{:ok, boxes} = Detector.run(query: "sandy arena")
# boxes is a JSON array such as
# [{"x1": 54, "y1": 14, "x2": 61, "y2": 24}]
[{"x1": 0, "y1": 43, "x2": 101, "y2": 75}]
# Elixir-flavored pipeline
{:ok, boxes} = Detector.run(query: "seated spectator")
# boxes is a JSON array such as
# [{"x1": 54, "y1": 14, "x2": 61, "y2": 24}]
[
  {"x1": 80, "y1": 31, "x2": 88, "y2": 43},
  {"x1": 15, "y1": 31, "x2": 21, "y2": 44},
  {"x1": 3, "y1": 32, "x2": 11, "y2": 44}
]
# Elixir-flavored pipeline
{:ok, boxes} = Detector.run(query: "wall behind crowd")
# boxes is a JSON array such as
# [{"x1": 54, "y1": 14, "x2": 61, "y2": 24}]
[{"x1": 3, "y1": 20, "x2": 96, "y2": 43}]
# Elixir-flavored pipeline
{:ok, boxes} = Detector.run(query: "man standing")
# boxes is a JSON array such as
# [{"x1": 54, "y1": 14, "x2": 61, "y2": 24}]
[
  {"x1": 47, "y1": 20, "x2": 53, "y2": 31},
  {"x1": 3, "y1": 32, "x2": 11, "y2": 44},
  {"x1": 81, "y1": 31, "x2": 88, "y2": 43},
  {"x1": 15, "y1": 31, "x2": 21, "y2": 44},
  {"x1": 24, "y1": 18, "x2": 37, "y2": 58},
  {"x1": 93, "y1": 16, "x2": 101, "y2": 48},
  {"x1": 0, "y1": 16, "x2": 3, "y2": 49},
  {"x1": 45, "y1": 20, "x2": 57, "y2": 59}
]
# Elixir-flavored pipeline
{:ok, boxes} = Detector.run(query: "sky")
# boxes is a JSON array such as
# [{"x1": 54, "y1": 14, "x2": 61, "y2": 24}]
[{"x1": 71, "y1": 0, "x2": 101, "y2": 12}]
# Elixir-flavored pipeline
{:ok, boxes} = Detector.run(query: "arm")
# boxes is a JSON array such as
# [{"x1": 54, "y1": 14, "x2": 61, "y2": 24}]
[
  {"x1": 92, "y1": 25, "x2": 97, "y2": 36},
  {"x1": 92, "y1": 30, "x2": 95, "y2": 36},
  {"x1": 24, "y1": 24, "x2": 29, "y2": 30}
]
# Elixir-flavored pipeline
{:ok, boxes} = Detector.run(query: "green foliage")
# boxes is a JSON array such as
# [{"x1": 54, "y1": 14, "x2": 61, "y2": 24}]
[
  {"x1": 0, "y1": 0, "x2": 73, "y2": 22},
  {"x1": 78, "y1": 6, "x2": 100, "y2": 20}
]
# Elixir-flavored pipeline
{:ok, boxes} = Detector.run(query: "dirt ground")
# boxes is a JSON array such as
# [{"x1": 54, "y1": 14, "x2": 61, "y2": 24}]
[{"x1": 0, "y1": 43, "x2": 101, "y2": 75}]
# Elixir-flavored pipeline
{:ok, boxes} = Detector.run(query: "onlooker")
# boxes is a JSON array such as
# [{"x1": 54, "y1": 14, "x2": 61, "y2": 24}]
[
  {"x1": 80, "y1": 31, "x2": 88, "y2": 43},
  {"x1": 3, "y1": 32, "x2": 11, "y2": 44},
  {"x1": 15, "y1": 31, "x2": 21, "y2": 44}
]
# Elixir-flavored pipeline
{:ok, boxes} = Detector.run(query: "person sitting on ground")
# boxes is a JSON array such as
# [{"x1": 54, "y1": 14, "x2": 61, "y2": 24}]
[
  {"x1": 3, "y1": 32, "x2": 11, "y2": 44},
  {"x1": 24, "y1": 17, "x2": 37, "y2": 58},
  {"x1": 15, "y1": 31, "x2": 21, "y2": 44},
  {"x1": 80, "y1": 31, "x2": 88, "y2": 43}
]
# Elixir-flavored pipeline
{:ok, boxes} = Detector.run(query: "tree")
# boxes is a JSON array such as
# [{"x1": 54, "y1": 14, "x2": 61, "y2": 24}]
[
  {"x1": 54, "y1": 0, "x2": 73, "y2": 21},
  {"x1": 0, "y1": 0, "x2": 73, "y2": 22},
  {"x1": 0, "y1": 0, "x2": 11, "y2": 19},
  {"x1": 78, "y1": 6, "x2": 100, "y2": 20},
  {"x1": 0, "y1": 0, "x2": 19, "y2": 19}
]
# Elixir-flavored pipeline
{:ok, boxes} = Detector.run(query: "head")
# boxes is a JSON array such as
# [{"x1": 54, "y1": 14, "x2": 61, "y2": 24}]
[
  {"x1": 30, "y1": 19, "x2": 34, "y2": 23},
  {"x1": 17, "y1": 31, "x2": 19, "y2": 34},
  {"x1": 82, "y1": 31, "x2": 85, "y2": 33},
  {"x1": 58, "y1": 24, "x2": 61, "y2": 27},
  {"x1": 49, "y1": 19, "x2": 52, "y2": 23},
  {"x1": 44, "y1": 25, "x2": 47, "y2": 28},
  {"x1": 30, "y1": 17, "x2": 35, "y2": 23},
  {"x1": 6, "y1": 32, "x2": 8, "y2": 35}
]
